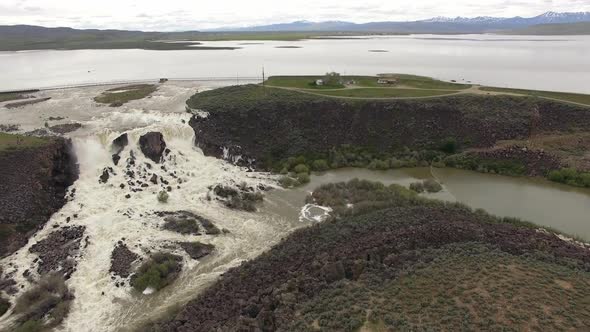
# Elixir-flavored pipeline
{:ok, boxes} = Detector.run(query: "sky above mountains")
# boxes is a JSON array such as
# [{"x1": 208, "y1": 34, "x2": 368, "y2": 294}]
[{"x1": 1, "y1": 0, "x2": 590, "y2": 31}]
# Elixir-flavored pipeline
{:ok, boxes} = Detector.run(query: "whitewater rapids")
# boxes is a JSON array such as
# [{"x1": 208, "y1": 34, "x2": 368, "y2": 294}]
[{"x1": 0, "y1": 82, "x2": 307, "y2": 331}]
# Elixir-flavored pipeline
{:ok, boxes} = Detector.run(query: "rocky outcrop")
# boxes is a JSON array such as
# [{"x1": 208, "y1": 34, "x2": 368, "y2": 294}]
[
  {"x1": 180, "y1": 242, "x2": 214, "y2": 260},
  {"x1": 471, "y1": 145, "x2": 562, "y2": 176},
  {"x1": 149, "y1": 202, "x2": 590, "y2": 331},
  {"x1": 188, "y1": 85, "x2": 590, "y2": 170},
  {"x1": 48, "y1": 123, "x2": 82, "y2": 134},
  {"x1": 156, "y1": 211, "x2": 221, "y2": 235},
  {"x1": 29, "y1": 226, "x2": 86, "y2": 278},
  {"x1": 110, "y1": 241, "x2": 140, "y2": 278},
  {"x1": 111, "y1": 133, "x2": 128, "y2": 165},
  {"x1": 0, "y1": 138, "x2": 78, "y2": 257},
  {"x1": 139, "y1": 132, "x2": 166, "y2": 163}
]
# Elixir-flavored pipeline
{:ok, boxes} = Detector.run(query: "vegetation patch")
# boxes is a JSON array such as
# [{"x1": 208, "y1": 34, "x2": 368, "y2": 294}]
[
  {"x1": 0, "y1": 93, "x2": 28, "y2": 103},
  {"x1": 94, "y1": 84, "x2": 157, "y2": 107},
  {"x1": 131, "y1": 253, "x2": 183, "y2": 293},
  {"x1": 12, "y1": 274, "x2": 73, "y2": 331},
  {"x1": 265, "y1": 74, "x2": 470, "y2": 91},
  {"x1": 547, "y1": 168, "x2": 590, "y2": 188},
  {"x1": 0, "y1": 133, "x2": 50, "y2": 153},
  {"x1": 409, "y1": 179, "x2": 442, "y2": 193},
  {"x1": 213, "y1": 184, "x2": 264, "y2": 212},
  {"x1": 274, "y1": 146, "x2": 452, "y2": 188},
  {"x1": 444, "y1": 153, "x2": 527, "y2": 176},
  {"x1": 148, "y1": 179, "x2": 590, "y2": 331},
  {"x1": 313, "y1": 87, "x2": 459, "y2": 98},
  {"x1": 480, "y1": 86, "x2": 590, "y2": 106},
  {"x1": 287, "y1": 243, "x2": 590, "y2": 331}
]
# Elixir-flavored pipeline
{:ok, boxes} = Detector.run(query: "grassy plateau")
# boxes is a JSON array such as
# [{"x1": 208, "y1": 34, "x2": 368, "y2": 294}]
[{"x1": 94, "y1": 84, "x2": 158, "y2": 107}]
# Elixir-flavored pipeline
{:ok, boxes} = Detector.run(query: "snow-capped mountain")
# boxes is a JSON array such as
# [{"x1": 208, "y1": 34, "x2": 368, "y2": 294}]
[{"x1": 213, "y1": 11, "x2": 590, "y2": 33}]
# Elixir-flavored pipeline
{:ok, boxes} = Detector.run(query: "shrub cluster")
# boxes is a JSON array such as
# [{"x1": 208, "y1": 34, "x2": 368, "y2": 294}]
[
  {"x1": 547, "y1": 168, "x2": 590, "y2": 188},
  {"x1": 131, "y1": 253, "x2": 183, "y2": 293},
  {"x1": 213, "y1": 184, "x2": 264, "y2": 211},
  {"x1": 410, "y1": 179, "x2": 443, "y2": 193},
  {"x1": 276, "y1": 146, "x2": 455, "y2": 188},
  {"x1": 13, "y1": 274, "x2": 73, "y2": 331},
  {"x1": 444, "y1": 154, "x2": 526, "y2": 176}
]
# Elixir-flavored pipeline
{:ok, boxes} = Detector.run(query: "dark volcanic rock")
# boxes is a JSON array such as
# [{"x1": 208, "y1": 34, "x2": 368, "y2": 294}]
[
  {"x1": 0, "y1": 138, "x2": 78, "y2": 257},
  {"x1": 180, "y1": 242, "x2": 215, "y2": 259},
  {"x1": 112, "y1": 133, "x2": 129, "y2": 154},
  {"x1": 470, "y1": 145, "x2": 562, "y2": 176},
  {"x1": 149, "y1": 203, "x2": 590, "y2": 332},
  {"x1": 99, "y1": 167, "x2": 112, "y2": 184},
  {"x1": 48, "y1": 123, "x2": 82, "y2": 134},
  {"x1": 110, "y1": 241, "x2": 140, "y2": 278},
  {"x1": 149, "y1": 174, "x2": 158, "y2": 184},
  {"x1": 156, "y1": 211, "x2": 221, "y2": 235},
  {"x1": 29, "y1": 226, "x2": 85, "y2": 278},
  {"x1": 188, "y1": 85, "x2": 590, "y2": 170},
  {"x1": 139, "y1": 132, "x2": 166, "y2": 163}
]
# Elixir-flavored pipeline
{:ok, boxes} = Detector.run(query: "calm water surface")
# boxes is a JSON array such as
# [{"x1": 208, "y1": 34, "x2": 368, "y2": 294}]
[
  {"x1": 1, "y1": 34, "x2": 589, "y2": 92},
  {"x1": 264, "y1": 167, "x2": 590, "y2": 240}
]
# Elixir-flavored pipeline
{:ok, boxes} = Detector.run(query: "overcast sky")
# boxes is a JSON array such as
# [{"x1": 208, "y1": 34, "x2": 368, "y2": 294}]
[{"x1": 1, "y1": 0, "x2": 589, "y2": 31}]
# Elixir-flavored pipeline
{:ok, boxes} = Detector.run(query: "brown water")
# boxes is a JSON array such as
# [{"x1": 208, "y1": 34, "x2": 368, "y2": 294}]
[{"x1": 264, "y1": 167, "x2": 590, "y2": 240}]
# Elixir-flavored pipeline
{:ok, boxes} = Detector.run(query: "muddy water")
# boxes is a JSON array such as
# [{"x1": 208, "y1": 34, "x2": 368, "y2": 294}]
[{"x1": 265, "y1": 167, "x2": 590, "y2": 240}]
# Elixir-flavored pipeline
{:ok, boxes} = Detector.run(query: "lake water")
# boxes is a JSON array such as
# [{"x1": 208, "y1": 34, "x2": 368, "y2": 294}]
[
  {"x1": 264, "y1": 167, "x2": 590, "y2": 240},
  {"x1": 1, "y1": 34, "x2": 590, "y2": 93}
]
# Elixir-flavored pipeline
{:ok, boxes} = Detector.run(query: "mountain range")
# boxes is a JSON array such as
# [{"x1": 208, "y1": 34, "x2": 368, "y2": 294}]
[{"x1": 214, "y1": 11, "x2": 590, "y2": 33}]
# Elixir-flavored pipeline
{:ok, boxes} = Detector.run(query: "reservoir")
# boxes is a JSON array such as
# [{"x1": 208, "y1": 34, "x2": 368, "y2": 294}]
[{"x1": 1, "y1": 34, "x2": 590, "y2": 93}]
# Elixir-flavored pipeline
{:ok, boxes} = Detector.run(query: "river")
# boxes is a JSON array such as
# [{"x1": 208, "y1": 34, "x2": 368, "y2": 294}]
[
  {"x1": 265, "y1": 167, "x2": 590, "y2": 240},
  {"x1": 1, "y1": 34, "x2": 590, "y2": 93}
]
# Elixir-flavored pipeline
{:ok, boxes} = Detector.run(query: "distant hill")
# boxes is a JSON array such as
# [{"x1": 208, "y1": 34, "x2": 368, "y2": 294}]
[
  {"x1": 1, "y1": 11, "x2": 589, "y2": 51},
  {"x1": 504, "y1": 22, "x2": 590, "y2": 35},
  {"x1": 215, "y1": 11, "x2": 590, "y2": 33},
  {"x1": 0, "y1": 25, "x2": 242, "y2": 51}
]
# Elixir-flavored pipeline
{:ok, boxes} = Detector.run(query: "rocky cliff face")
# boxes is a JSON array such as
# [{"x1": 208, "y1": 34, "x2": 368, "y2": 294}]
[
  {"x1": 0, "y1": 138, "x2": 78, "y2": 257},
  {"x1": 187, "y1": 85, "x2": 590, "y2": 169}
]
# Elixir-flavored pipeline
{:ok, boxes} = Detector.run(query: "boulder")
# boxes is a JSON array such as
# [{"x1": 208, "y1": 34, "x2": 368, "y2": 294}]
[
  {"x1": 111, "y1": 133, "x2": 129, "y2": 155},
  {"x1": 139, "y1": 132, "x2": 167, "y2": 163},
  {"x1": 110, "y1": 241, "x2": 140, "y2": 278},
  {"x1": 180, "y1": 242, "x2": 215, "y2": 260},
  {"x1": 99, "y1": 169, "x2": 110, "y2": 183}
]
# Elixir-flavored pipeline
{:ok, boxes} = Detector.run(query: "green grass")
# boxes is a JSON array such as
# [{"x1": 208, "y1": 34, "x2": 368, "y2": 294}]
[
  {"x1": 0, "y1": 93, "x2": 27, "y2": 103},
  {"x1": 265, "y1": 74, "x2": 471, "y2": 92},
  {"x1": 290, "y1": 243, "x2": 590, "y2": 332},
  {"x1": 385, "y1": 74, "x2": 471, "y2": 90},
  {"x1": 94, "y1": 84, "x2": 158, "y2": 106},
  {"x1": 265, "y1": 76, "x2": 344, "y2": 89},
  {"x1": 480, "y1": 87, "x2": 590, "y2": 106},
  {"x1": 131, "y1": 253, "x2": 182, "y2": 293},
  {"x1": 309, "y1": 88, "x2": 459, "y2": 98},
  {"x1": 0, "y1": 133, "x2": 49, "y2": 153}
]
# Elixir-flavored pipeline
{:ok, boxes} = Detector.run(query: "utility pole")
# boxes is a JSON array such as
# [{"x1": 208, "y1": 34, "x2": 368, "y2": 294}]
[{"x1": 262, "y1": 66, "x2": 265, "y2": 86}]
